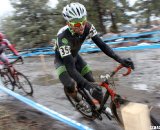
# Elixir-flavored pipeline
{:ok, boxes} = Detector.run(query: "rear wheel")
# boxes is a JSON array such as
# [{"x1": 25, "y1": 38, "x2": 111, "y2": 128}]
[
  {"x1": 1, "y1": 73, "x2": 14, "y2": 91},
  {"x1": 15, "y1": 72, "x2": 33, "y2": 96},
  {"x1": 64, "y1": 88, "x2": 96, "y2": 120}
]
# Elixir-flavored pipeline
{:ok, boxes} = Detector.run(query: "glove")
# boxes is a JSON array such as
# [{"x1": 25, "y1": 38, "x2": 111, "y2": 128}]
[
  {"x1": 18, "y1": 55, "x2": 23, "y2": 59},
  {"x1": 18, "y1": 56, "x2": 24, "y2": 63},
  {"x1": 120, "y1": 58, "x2": 135, "y2": 70},
  {"x1": 84, "y1": 82, "x2": 103, "y2": 103}
]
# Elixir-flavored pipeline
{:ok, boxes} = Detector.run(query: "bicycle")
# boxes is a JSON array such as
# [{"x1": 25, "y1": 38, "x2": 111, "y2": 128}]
[
  {"x1": 64, "y1": 64, "x2": 132, "y2": 127},
  {"x1": 0, "y1": 57, "x2": 33, "y2": 96}
]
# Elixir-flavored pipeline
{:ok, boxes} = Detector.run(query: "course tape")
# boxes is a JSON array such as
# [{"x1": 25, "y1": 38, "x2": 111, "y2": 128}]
[
  {"x1": 0, "y1": 86, "x2": 93, "y2": 130},
  {"x1": 105, "y1": 37, "x2": 160, "y2": 45},
  {"x1": 8, "y1": 43, "x2": 160, "y2": 58},
  {"x1": 113, "y1": 43, "x2": 160, "y2": 51},
  {"x1": 102, "y1": 30, "x2": 160, "y2": 41},
  {"x1": 14, "y1": 30, "x2": 160, "y2": 53}
]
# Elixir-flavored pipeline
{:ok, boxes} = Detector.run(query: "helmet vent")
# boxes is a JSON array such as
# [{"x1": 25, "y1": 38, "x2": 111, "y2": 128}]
[
  {"x1": 62, "y1": 2, "x2": 87, "y2": 21},
  {"x1": 76, "y1": 8, "x2": 80, "y2": 16}
]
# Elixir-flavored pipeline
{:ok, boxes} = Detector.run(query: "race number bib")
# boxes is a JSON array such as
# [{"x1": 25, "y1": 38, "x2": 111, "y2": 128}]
[{"x1": 59, "y1": 46, "x2": 71, "y2": 57}]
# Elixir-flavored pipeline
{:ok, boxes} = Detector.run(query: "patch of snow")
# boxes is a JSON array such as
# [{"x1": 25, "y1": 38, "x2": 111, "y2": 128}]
[
  {"x1": 137, "y1": 43, "x2": 150, "y2": 46},
  {"x1": 132, "y1": 84, "x2": 149, "y2": 91}
]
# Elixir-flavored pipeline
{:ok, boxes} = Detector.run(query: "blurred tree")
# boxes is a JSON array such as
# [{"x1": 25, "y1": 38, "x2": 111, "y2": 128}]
[
  {"x1": 53, "y1": 0, "x2": 103, "y2": 34},
  {"x1": 92, "y1": 0, "x2": 107, "y2": 34},
  {"x1": 133, "y1": 0, "x2": 160, "y2": 28},
  {"x1": 86, "y1": 0, "x2": 131, "y2": 33},
  {"x1": 54, "y1": 0, "x2": 132, "y2": 34},
  {"x1": 50, "y1": 0, "x2": 68, "y2": 37},
  {"x1": 2, "y1": 0, "x2": 56, "y2": 49},
  {"x1": 104, "y1": 0, "x2": 131, "y2": 33},
  {"x1": 0, "y1": 0, "x2": 134, "y2": 49}
]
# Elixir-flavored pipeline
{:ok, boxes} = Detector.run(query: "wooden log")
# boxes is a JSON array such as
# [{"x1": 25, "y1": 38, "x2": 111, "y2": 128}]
[{"x1": 121, "y1": 102, "x2": 151, "y2": 130}]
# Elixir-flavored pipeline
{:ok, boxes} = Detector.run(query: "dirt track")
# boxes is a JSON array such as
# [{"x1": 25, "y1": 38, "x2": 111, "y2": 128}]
[{"x1": 0, "y1": 48, "x2": 160, "y2": 130}]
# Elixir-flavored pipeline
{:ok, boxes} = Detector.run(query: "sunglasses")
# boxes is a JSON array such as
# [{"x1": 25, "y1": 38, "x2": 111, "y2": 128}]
[{"x1": 69, "y1": 17, "x2": 87, "y2": 27}]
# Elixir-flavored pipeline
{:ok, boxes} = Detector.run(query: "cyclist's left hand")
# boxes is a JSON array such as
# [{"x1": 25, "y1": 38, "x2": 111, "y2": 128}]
[
  {"x1": 121, "y1": 58, "x2": 135, "y2": 70},
  {"x1": 18, "y1": 56, "x2": 24, "y2": 62}
]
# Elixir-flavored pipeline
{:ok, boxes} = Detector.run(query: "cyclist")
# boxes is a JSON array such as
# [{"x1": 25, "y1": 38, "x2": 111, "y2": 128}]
[
  {"x1": 54, "y1": 3, "x2": 134, "y2": 109},
  {"x1": 0, "y1": 32, "x2": 22, "y2": 65}
]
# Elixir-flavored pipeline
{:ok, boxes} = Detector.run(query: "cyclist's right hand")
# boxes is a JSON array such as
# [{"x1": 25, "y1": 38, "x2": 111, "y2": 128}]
[
  {"x1": 84, "y1": 81, "x2": 96, "y2": 91},
  {"x1": 120, "y1": 58, "x2": 135, "y2": 70},
  {"x1": 84, "y1": 82, "x2": 103, "y2": 103}
]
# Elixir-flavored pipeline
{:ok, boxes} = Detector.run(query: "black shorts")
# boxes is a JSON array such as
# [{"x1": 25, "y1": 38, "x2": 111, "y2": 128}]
[{"x1": 54, "y1": 54, "x2": 95, "y2": 91}]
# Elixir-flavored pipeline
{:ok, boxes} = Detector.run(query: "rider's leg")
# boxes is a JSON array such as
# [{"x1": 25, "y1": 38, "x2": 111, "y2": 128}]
[
  {"x1": 58, "y1": 70, "x2": 81, "y2": 102},
  {"x1": 54, "y1": 56, "x2": 82, "y2": 103},
  {"x1": 83, "y1": 72, "x2": 103, "y2": 104},
  {"x1": 0, "y1": 53, "x2": 14, "y2": 74},
  {"x1": 0, "y1": 54, "x2": 16, "y2": 83},
  {"x1": 76, "y1": 55, "x2": 103, "y2": 104},
  {"x1": 0, "y1": 53, "x2": 10, "y2": 64}
]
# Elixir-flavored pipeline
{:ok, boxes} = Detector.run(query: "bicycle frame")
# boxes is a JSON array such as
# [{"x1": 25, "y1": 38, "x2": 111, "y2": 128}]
[
  {"x1": 98, "y1": 64, "x2": 132, "y2": 113},
  {"x1": 64, "y1": 63, "x2": 133, "y2": 121},
  {"x1": 1, "y1": 57, "x2": 23, "y2": 83},
  {"x1": 0, "y1": 57, "x2": 20, "y2": 88}
]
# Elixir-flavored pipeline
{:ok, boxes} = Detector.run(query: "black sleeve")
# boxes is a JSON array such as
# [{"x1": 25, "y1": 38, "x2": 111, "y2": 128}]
[
  {"x1": 62, "y1": 55, "x2": 88, "y2": 87},
  {"x1": 92, "y1": 35, "x2": 123, "y2": 63}
]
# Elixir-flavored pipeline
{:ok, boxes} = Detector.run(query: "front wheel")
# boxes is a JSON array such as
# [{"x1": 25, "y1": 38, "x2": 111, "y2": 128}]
[
  {"x1": 1, "y1": 73, "x2": 15, "y2": 91},
  {"x1": 110, "y1": 96, "x2": 129, "y2": 127},
  {"x1": 15, "y1": 72, "x2": 33, "y2": 96}
]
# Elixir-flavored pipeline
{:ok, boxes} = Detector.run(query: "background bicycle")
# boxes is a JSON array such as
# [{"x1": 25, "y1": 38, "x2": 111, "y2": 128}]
[{"x1": 0, "y1": 57, "x2": 33, "y2": 96}]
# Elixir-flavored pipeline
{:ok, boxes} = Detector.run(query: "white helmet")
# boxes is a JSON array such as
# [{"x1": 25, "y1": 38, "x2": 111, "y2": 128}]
[{"x1": 62, "y1": 2, "x2": 87, "y2": 21}]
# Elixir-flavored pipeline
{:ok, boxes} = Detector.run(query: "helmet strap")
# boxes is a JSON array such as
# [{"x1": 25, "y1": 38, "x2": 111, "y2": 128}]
[{"x1": 67, "y1": 23, "x2": 75, "y2": 35}]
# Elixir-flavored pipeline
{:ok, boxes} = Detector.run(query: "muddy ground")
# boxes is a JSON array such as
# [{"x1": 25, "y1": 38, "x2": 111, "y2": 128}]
[{"x1": 0, "y1": 48, "x2": 160, "y2": 130}]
